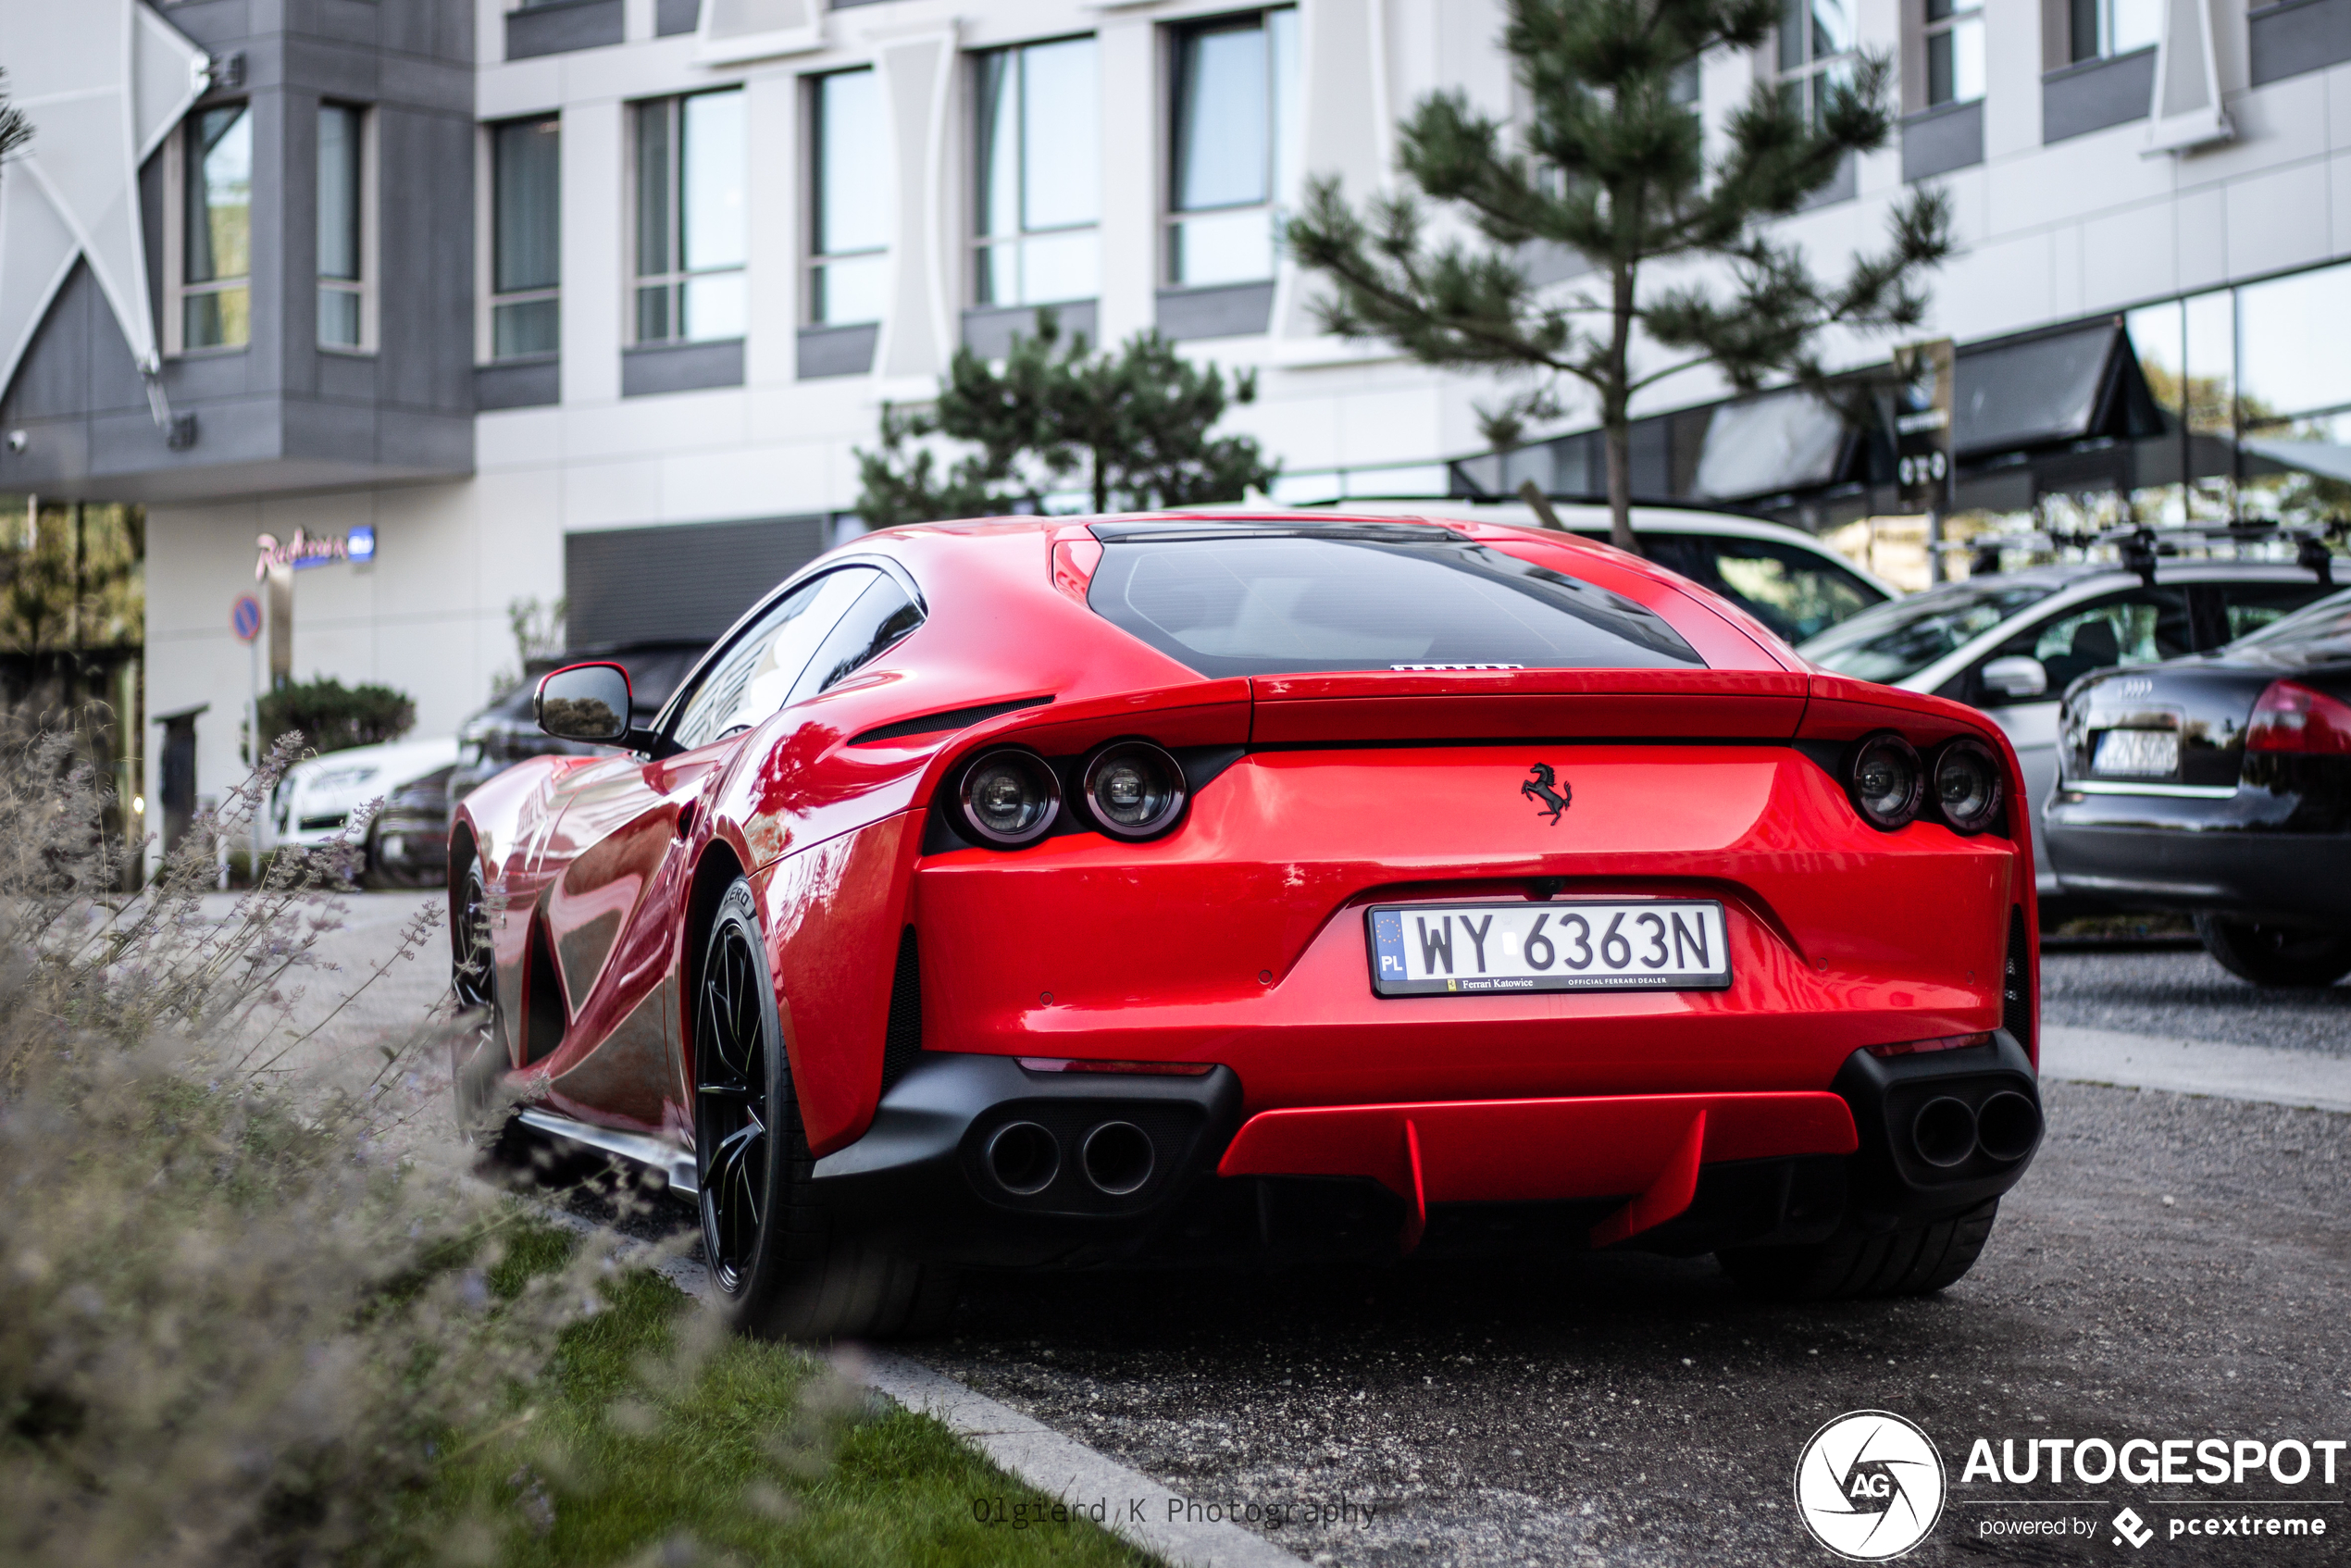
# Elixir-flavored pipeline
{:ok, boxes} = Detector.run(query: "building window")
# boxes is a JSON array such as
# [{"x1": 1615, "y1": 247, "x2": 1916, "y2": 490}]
[
  {"x1": 182, "y1": 105, "x2": 252, "y2": 351},
  {"x1": 1167, "y1": 7, "x2": 1298, "y2": 288},
  {"x1": 2070, "y1": 0, "x2": 2161, "y2": 61},
  {"x1": 1777, "y1": 0, "x2": 1855, "y2": 126},
  {"x1": 809, "y1": 70, "x2": 887, "y2": 326},
  {"x1": 317, "y1": 103, "x2": 368, "y2": 350},
  {"x1": 974, "y1": 36, "x2": 1099, "y2": 308},
  {"x1": 1922, "y1": 0, "x2": 1984, "y2": 104},
  {"x1": 491, "y1": 116, "x2": 560, "y2": 360},
  {"x1": 633, "y1": 90, "x2": 747, "y2": 344}
]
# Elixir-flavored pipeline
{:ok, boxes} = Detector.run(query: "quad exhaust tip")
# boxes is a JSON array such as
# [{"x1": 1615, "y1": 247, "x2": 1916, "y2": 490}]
[
  {"x1": 985, "y1": 1121, "x2": 1059, "y2": 1195},
  {"x1": 1975, "y1": 1090, "x2": 2041, "y2": 1163},
  {"x1": 1081, "y1": 1120, "x2": 1154, "y2": 1195}
]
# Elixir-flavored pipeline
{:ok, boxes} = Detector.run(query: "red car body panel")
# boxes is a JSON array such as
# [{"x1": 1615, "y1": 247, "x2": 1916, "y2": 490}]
[{"x1": 451, "y1": 512, "x2": 2040, "y2": 1252}]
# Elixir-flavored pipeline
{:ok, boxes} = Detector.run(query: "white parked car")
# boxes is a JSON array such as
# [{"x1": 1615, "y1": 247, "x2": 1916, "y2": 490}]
[{"x1": 263, "y1": 737, "x2": 460, "y2": 885}]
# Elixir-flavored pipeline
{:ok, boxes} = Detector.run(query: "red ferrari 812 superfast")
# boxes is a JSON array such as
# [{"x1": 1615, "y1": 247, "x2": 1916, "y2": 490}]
[{"x1": 451, "y1": 513, "x2": 2043, "y2": 1339}]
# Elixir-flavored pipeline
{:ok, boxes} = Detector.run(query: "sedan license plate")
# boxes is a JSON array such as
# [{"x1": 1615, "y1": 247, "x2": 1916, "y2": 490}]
[
  {"x1": 1367, "y1": 901, "x2": 1732, "y2": 996},
  {"x1": 2093, "y1": 728, "x2": 2180, "y2": 778}
]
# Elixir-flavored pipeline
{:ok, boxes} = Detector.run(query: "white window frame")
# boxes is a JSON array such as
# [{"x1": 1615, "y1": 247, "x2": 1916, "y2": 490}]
[
  {"x1": 628, "y1": 88, "x2": 750, "y2": 348},
  {"x1": 317, "y1": 101, "x2": 379, "y2": 355},
  {"x1": 805, "y1": 68, "x2": 889, "y2": 329},
  {"x1": 479, "y1": 112, "x2": 563, "y2": 365},
  {"x1": 1162, "y1": 5, "x2": 1299, "y2": 291},
  {"x1": 163, "y1": 101, "x2": 255, "y2": 357}
]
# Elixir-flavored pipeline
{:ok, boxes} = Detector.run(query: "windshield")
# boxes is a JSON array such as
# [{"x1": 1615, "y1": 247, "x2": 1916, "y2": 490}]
[
  {"x1": 1088, "y1": 534, "x2": 1704, "y2": 678},
  {"x1": 1798, "y1": 580, "x2": 2060, "y2": 683},
  {"x1": 2228, "y1": 585, "x2": 2351, "y2": 659}
]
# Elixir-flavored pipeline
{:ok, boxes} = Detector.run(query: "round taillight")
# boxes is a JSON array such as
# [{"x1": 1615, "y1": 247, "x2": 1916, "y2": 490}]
[
  {"x1": 1932, "y1": 738, "x2": 2004, "y2": 834},
  {"x1": 1080, "y1": 741, "x2": 1187, "y2": 840},
  {"x1": 1847, "y1": 732, "x2": 1924, "y2": 830},
  {"x1": 958, "y1": 749, "x2": 1061, "y2": 847}
]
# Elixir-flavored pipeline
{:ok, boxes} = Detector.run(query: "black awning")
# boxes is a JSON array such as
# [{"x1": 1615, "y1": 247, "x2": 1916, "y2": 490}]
[
  {"x1": 1690, "y1": 388, "x2": 1852, "y2": 500},
  {"x1": 1954, "y1": 322, "x2": 2162, "y2": 457}
]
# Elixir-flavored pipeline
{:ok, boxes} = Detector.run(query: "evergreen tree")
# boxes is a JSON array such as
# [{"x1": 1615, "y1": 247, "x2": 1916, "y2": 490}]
[
  {"x1": 854, "y1": 311, "x2": 1277, "y2": 527},
  {"x1": 1285, "y1": 0, "x2": 1953, "y2": 554},
  {"x1": 0, "y1": 69, "x2": 30, "y2": 168}
]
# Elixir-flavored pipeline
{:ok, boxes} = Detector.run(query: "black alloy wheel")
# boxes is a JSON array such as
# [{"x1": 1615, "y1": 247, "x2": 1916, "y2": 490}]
[
  {"x1": 695, "y1": 886, "x2": 779, "y2": 1297},
  {"x1": 690, "y1": 877, "x2": 958, "y2": 1340},
  {"x1": 450, "y1": 864, "x2": 513, "y2": 1144},
  {"x1": 2194, "y1": 913, "x2": 2351, "y2": 988}
]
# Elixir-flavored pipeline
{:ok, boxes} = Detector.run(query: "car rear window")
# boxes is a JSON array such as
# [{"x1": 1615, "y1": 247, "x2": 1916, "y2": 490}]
[
  {"x1": 1085, "y1": 532, "x2": 1704, "y2": 678},
  {"x1": 2230, "y1": 585, "x2": 2351, "y2": 658}
]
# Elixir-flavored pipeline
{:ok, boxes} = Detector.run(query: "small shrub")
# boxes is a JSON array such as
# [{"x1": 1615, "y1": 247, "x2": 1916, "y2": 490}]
[
  {"x1": 256, "y1": 678, "x2": 417, "y2": 756},
  {"x1": 0, "y1": 728, "x2": 641, "y2": 1565}
]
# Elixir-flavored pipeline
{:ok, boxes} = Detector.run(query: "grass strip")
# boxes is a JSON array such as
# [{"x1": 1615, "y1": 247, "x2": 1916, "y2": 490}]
[{"x1": 409, "y1": 1226, "x2": 1154, "y2": 1568}]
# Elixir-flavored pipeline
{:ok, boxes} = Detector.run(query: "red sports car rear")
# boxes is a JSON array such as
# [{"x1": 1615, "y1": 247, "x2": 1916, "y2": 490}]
[{"x1": 452, "y1": 513, "x2": 2042, "y2": 1339}]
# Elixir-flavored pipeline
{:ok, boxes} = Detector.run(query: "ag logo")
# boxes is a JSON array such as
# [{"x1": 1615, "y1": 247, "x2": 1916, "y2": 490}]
[
  {"x1": 1794, "y1": 1411, "x2": 1946, "y2": 1561},
  {"x1": 1519, "y1": 763, "x2": 1571, "y2": 825}
]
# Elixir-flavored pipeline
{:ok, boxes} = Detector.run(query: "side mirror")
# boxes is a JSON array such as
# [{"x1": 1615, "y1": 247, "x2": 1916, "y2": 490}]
[
  {"x1": 1980, "y1": 655, "x2": 2049, "y2": 700},
  {"x1": 535, "y1": 662, "x2": 632, "y2": 743}
]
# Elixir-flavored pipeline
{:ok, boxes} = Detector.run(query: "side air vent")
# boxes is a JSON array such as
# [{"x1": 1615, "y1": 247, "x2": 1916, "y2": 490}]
[
  {"x1": 879, "y1": 926, "x2": 923, "y2": 1091},
  {"x1": 2001, "y1": 909, "x2": 2033, "y2": 1055},
  {"x1": 522, "y1": 914, "x2": 566, "y2": 1066}
]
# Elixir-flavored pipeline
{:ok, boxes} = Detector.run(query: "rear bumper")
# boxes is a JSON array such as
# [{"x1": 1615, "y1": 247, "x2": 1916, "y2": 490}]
[
  {"x1": 2045, "y1": 819, "x2": 2351, "y2": 924},
  {"x1": 809, "y1": 1037, "x2": 2041, "y2": 1267}
]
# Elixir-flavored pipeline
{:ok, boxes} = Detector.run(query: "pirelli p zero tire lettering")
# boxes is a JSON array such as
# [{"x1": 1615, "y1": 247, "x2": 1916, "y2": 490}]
[
  {"x1": 1715, "y1": 1199, "x2": 2000, "y2": 1300},
  {"x1": 693, "y1": 877, "x2": 955, "y2": 1341}
]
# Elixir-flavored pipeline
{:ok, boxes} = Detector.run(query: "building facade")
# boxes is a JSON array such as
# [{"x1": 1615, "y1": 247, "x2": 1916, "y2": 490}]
[{"x1": 1, "y1": 0, "x2": 2348, "y2": 840}]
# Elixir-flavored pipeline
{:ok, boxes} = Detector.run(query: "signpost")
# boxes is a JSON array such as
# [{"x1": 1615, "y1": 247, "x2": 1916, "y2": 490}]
[
  {"x1": 231, "y1": 594, "x2": 262, "y2": 890},
  {"x1": 1892, "y1": 339, "x2": 1956, "y2": 582}
]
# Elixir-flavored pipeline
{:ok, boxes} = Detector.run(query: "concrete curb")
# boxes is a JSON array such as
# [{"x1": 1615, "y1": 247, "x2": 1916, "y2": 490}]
[
  {"x1": 858, "y1": 1350, "x2": 1306, "y2": 1568},
  {"x1": 2041, "y1": 1025, "x2": 2351, "y2": 1114}
]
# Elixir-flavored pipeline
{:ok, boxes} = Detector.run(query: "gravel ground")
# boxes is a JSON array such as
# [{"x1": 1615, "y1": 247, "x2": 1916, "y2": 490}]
[
  {"x1": 2042, "y1": 943, "x2": 2351, "y2": 1055},
  {"x1": 914, "y1": 1081, "x2": 2351, "y2": 1565}
]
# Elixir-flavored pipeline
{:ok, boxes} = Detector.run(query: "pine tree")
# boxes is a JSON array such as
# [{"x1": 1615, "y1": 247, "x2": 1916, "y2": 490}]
[
  {"x1": 0, "y1": 68, "x2": 33, "y2": 167},
  {"x1": 1285, "y1": 0, "x2": 1953, "y2": 554},
  {"x1": 854, "y1": 310, "x2": 1278, "y2": 527}
]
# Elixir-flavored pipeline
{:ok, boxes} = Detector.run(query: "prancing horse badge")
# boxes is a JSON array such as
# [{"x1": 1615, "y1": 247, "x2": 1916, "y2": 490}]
[{"x1": 1520, "y1": 763, "x2": 1571, "y2": 825}]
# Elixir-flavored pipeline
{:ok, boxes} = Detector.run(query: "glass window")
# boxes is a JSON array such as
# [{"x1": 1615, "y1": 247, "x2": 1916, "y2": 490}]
[
  {"x1": 974, "y1": 37, "x2": 1100, "y2": 309},
  {"x1": 1923, "y1": 0, "x2": 1983, "y2": 106},
  {"x1": 1167, "y1": 7, "x2": 1298, "y2": 288},
  {"x1": 491, "y1": 116, "x2": 561, "y2": 360},
  {"x1": 2232, "y1": 586, "x2": 2351, "y2": 658},
  {"x1": 1643, "y1": 535, "x2": 1885, "y2": 643},
  {"x1": 317, "y1": 104, "x2": 365, "y2": 349},
  {"x1": 183, "y1": 105, "x2": 252, "y2": 351},
  {"x1": 1797, "y1": 579, "x2": 2059, "y2": 682},
  {"x1": 2071, "y1": 0, "x2": 2160, "y2": 60},
  {"x1": 2237, "y1": 262, "x2": 2351, "y2": 428},
  {"x1": 2210, "y1": 582, "x2": 2336, "y2": 644},
  {"x1": 670, "y1": 569, "x2": 879, "y2": 750},
  {"x1": 1778, "y1": 0, "x2": 1855, "y2": 129},
  {"x1": 811, "y1": 70, "x2": 889, "y2": 327},
  {"x1": 790, "y1": 577, "x2": 924, "y2": 703},
  {"x1": 1085, "y1": 534, "x2": 1704, "y2": 679},
  {"x1": 1996, "y1": 591, "x2": 2192, "y2": 700},
  {"x1": 634, "y1": 90, "x2": 747, "y2": 344}
]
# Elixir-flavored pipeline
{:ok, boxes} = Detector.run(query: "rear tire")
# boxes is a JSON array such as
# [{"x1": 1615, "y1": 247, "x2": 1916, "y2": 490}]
[
  {"x1": 2194, "y1": 913, "x2": 2351, "y2": 988},
  {"x1": 451, "y1": 863, "x2": 514, "y2": 1147},
  {"x1": 693, "y1": 878, "x2": 956, "y2": 1342},
  {"x1": 1718, "y1": 1200, "x2": 1999, "y2": 1300}
]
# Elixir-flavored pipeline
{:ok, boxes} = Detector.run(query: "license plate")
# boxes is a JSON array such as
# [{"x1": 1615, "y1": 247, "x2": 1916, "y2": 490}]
[
  {"x1": 1366, "y1": 901, "x2": 1732, "y2": 996},
  {"x1": 2093, "y1": 728, "x2": 2180, "y2": 777}
]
